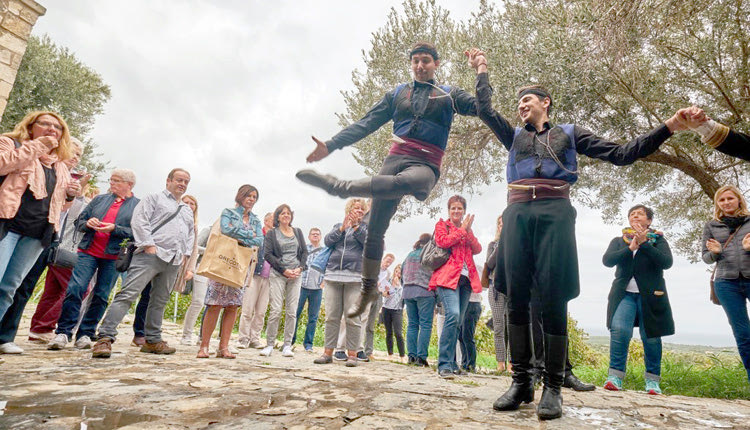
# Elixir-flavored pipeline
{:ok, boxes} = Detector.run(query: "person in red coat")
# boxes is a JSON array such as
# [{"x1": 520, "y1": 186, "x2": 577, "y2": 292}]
[{"x1": 429, "y1": 195, "x2": 482, "y2": 378}]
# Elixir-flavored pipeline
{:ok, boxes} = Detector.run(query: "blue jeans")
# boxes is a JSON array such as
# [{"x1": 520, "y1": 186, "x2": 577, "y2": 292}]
[
  {"x1": 405, "y1": 295, "x2": 436, "y2": 360},
  {"x1": 609, "y1": 292, "x2": 662, "y2": 380},
  {"x1": 293, "y1": 287, "x2": 322, "y2": 349},
  {"x1": 0, "y1": 232, "x2": 45, "y2": 321},
  {"x1": 459, "y1": 301, "x2": 482, "y2": 370},
  {"x1": 714, "y1": 278, "x2": 750, "y2": 381},
  {"x1": 0, "y1": 247, "x2": 50, "y2": 344},
  {"x1": 56, "y1": 252, "x2": 120, "y2": 340},
  {"x1": 436, "y1": 276, "x2": 472, "y2": 371}
]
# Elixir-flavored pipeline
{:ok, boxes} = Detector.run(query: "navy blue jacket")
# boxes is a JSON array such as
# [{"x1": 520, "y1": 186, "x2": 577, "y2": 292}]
[
  {"x1": 325, "y1": 80, "x2": 478, "y2": 153},
  {"x1": 475, "y1": 73, "x2": 673, "y2": 184},
  {"x1": 76, "y1": 193, "x2": 140, "y2": 255}
]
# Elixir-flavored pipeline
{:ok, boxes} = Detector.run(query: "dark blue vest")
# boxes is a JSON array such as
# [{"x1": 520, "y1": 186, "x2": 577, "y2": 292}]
[
  {"x1": 506, "y1": 124, "x2": 578, "y2": 184},
  {"x1": 391, "y1": 82, "x2": 454, "y2": 150}
]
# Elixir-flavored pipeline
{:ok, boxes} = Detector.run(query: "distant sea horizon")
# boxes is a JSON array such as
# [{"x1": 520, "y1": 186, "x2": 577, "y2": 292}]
[{"x1": 583, "y1": 326, "x2": 737, "y2": 348}]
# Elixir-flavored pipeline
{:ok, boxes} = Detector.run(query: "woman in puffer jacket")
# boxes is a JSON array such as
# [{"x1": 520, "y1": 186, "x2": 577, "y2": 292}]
[
  {"x1": 429, "y1": 194, "x2": 482, "y2": 378},
  {"x1": 313, "y1": 198, "x2": 369, "y2": 367},
  {"x1": 702, "y1": 185, "x2": 750, "y2": 382}
]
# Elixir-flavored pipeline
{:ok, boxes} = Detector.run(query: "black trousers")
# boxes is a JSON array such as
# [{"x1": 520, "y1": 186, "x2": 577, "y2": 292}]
[
  {"x1": 0, "y1": 247, "x2": 50, "y2": 344},
  {"x1": 459, "y1": 301, "x2": 482, "y2": 370},
  {"x1": 501, "y1": 199, "x2": 579, "y2": 336},
  {"x1": 382, "y1": 307, "x2": 405, "y2": 356},
  {"x1": 362, "y1": 155, "x2": 437, "y2": 280},
  {"x1": 530, "y1": 290, "x2": 574, "y2": 374}
]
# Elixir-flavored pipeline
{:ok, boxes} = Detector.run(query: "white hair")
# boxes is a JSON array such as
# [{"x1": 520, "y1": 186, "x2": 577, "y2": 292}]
[{"x1": 111, "y1": 168, "x2": 136, "y2": 186}]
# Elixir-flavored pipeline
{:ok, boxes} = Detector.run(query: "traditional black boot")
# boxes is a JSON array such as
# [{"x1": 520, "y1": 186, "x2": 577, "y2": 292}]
[
  {"x1": 295, "y1": 170, "x2": 373, "y2": 198},
  {"x1": 537, "y1": 333, "x2": 567, "y2": 420},
  {"x1": 493, "y1": 324, "x2": 535, "y2": 411},
  {"x1": 346, "y1": 258, "x2": 381, "y2": 318},
  {"x1": 563, "y1": 372, "x2": 595, "y2": 392}
]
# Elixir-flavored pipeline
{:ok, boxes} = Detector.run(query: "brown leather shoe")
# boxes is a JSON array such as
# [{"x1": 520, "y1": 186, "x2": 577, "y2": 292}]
[
  {"x1": 131, "y1": 336, "x2": 146, "y2": 347},
  {"x1": 92, "y1": 338, "x2": 112, "y2": 358},
  {"x1": 140, "y1": 341, "x2": 176, "y2": 355}
]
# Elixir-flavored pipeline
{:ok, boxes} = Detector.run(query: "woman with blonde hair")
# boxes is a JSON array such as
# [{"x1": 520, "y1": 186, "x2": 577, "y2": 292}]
[
  {"x1": 179, "y1": 195, "x2": 211, "y2": 345},
  {"x1": 0, "y1": 111, "x2": 77, "y2": 322},
  {"x1": 702, "y1": 185, "x2": 750, "y2": 382},
  {"x1": 382, "y1": 263, "x2": 405, "y2": 361},
  {"x1": 314, "y1": 198, "x2": 368, "y2": 367}
]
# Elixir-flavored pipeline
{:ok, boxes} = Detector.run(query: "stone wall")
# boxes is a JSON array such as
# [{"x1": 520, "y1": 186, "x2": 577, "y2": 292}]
[{"x1": 0, "y1": 0, "x2": 45, "y2": 118}]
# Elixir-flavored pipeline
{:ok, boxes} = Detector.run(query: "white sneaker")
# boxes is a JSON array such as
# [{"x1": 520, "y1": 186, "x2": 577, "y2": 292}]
[
  {"x1": 180, "y1": 336, "x2": 194, "y2": 346},
  {"x1": 74, "y1": 336, "x2": 92, "y2": 349},
  {"x1": 259, "y1": 345, "x2": 273, "y2": 357},
  {"x1": 236, "y1": 340, "x2": 250, "y2": 349},
  {"x1": 281, "y1": 345, "x2": 294, "y2": 357},
  {"x1": 28, "y1": 331, "x2": 55, "y2": 343},
  {"x1": 0, "y1": 342, "x2": 23, "y2": 354},
  {"x1": 47, "y1": 333, "x2": 69, "y2": 350},
  {"x1": 228, "y1": 345, "x2": 239, "y2": 355}
]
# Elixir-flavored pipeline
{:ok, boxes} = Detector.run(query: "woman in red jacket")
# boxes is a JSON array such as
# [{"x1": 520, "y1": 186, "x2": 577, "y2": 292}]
[{"x1": 429, "y1": 195, "x2": 482, "y2": 378}]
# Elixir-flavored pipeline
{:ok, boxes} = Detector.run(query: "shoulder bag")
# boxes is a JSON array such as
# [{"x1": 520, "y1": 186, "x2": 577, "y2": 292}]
[
  {"x1": 420, "y1": 236, "x2": 451, "y2": 271},
  {"x1": 47, "y1": 214, "x2": 80, "y2": 268},
  {"x1": 115, "y1": 205, "x2": 184, "y2": 272},
  {"x1": 196, "y1": 220, "x2": 258, "y2": 288}
]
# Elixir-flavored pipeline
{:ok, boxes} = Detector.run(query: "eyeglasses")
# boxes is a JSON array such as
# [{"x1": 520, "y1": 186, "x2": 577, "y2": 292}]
[
  {"x1": 109, "y1": 178, "x2": 126, "y2": 184},
  {"x1": 33, "y1": 121, "x2": 64, "y2": 132}
]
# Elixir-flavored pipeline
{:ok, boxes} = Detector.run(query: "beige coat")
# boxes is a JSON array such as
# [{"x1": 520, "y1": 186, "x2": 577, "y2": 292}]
[{"x1": 0, "y1": 136, "x2": 70, "y2": 231}]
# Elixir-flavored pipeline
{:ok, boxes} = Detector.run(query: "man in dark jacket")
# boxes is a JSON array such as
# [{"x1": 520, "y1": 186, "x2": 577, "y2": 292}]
[
  {"x1": 49, "y1": 168, "x2": 139, "y2": 350},
  {"x1": 296, "y1": 41, "x2": 479, "y2": 318}
]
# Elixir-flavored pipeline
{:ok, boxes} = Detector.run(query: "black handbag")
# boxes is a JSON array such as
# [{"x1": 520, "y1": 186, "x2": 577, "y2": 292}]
[
  {"x1": 115, "y1": 241, "x2": 137, "y2": 272},
  {"x1": 47, "y1": 244, "x2": 78, "y2": 268},
  {"x1": 419, "y1": 237, "x2": 451, "y2": 271},
  {"x1": 115, "y1": 205, "x2": 185, "y2": 272},
  {"x1": 46, "y1": 214, "x2": 79, "y2": 269}
]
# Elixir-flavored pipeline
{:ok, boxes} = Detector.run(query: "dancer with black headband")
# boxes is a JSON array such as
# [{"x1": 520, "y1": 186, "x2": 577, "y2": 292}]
[
  {"x1": 464, "y1": 48, "x2": 691, "y2": 420},
  {"x1": 296, "y1": 42, "x2": 479, "y2": 318}
]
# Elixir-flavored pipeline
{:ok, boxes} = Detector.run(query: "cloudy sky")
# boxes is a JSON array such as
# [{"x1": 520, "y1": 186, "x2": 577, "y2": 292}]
[{"x1": 31, "y1": 1, "x2": 733, "y2": 346}]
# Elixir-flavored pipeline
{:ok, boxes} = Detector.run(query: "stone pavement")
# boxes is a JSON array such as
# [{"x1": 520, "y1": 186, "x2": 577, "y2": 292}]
[{"x1": 1, "y1": 316, "x2": 750, "y2": 429}]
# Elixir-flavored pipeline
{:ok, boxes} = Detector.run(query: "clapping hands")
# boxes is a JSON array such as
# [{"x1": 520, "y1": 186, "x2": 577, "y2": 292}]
[{"x1": 629, "y1": 221, "x2": 649, "y2": 251}]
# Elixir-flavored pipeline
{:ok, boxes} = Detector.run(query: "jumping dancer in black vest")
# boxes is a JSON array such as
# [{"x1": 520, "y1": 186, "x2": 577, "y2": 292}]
[
  {"x1": 465, "y1": 48, "x2": 690, "y2": 420},
  {"x1": 297, "y1": 42, "x2": 479, "y2": 317}
]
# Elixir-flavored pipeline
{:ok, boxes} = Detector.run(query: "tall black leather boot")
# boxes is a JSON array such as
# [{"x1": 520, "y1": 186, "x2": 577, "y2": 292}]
[
  {"x1": 295, "y1": 170, "x2": 373, "y2": 199},
  {"x1": 537, "y1": 333, "x2": 567, "y2": 420},
  {"x1": 493, "y1": 324, "x2": 535, "y2": 411},
  {"x1": 346, "y1": 258, "x2": 381, "y2": 318}
]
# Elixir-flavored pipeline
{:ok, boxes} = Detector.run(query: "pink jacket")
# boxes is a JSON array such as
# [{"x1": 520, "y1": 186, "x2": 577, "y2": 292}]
[{"x1": 0, "y1": 136, "x2": 70, "y2": 232}]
